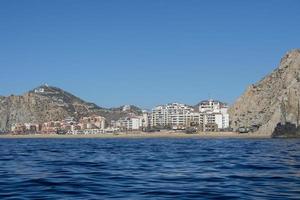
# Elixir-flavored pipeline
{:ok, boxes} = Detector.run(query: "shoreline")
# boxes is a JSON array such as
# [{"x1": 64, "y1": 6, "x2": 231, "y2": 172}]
[{"x1": 0, "y1": 131, "x2": 271, "y2": 139}]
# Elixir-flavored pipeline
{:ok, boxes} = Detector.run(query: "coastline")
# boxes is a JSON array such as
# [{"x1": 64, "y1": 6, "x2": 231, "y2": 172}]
[{"x1": 0, "y1": 131, "x2": 271, "y2": 139}]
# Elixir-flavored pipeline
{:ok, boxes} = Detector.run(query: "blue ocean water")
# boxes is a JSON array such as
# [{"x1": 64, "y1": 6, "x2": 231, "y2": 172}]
[{"x1": 0, "y1": 138, "x2": 300, "y2": 199}]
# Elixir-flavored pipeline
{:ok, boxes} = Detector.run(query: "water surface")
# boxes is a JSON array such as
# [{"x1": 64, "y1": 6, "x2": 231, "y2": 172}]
[{"x1": 0, "y1": 138, "x2": 300, "y2": 199}]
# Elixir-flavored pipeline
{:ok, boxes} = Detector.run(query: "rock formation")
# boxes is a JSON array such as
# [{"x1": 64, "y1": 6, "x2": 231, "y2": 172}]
[
  {"x1": 0, "y1": 85, "x2": 142, "y2": 131},
  {"x1": 229, "y1": 49, "x2": 300, "y2": 136}
]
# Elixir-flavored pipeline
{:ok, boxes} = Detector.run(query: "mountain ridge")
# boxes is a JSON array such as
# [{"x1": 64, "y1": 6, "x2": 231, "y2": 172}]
[{"x1": 0, "y1": 85, "x2": 142, "y2": 130}]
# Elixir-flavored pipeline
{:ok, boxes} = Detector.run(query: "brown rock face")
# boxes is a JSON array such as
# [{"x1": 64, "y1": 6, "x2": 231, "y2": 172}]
[
  {"x1": 0, "y1": 85, "x2": 142, "y2": 131},
  {"x1": 229, "y1": 49, "x2": 300, "y2": 135}
]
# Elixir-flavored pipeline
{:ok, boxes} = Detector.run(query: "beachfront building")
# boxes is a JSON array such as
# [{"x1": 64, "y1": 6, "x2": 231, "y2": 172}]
[
  {"x1": 114, "y1": 116, "x2": 143, "y2": 131},
  {"x1": 149, "y1": 100, "x2": 230, "y2": 131},
  {"x1": 141, "y1": 111, "x2": 150, "y2": 129},
  {"x1": 151, "y1": 103, "x2": 194, "y2": 129},
  {"x1": 199, "y1": 99, "x2": 230, "y2": 131},
  {"x1": 11, "y1": 123, "x2": 41, "y2": 134},
  {"x1": 10, "y1": 115, "x2": 108, "y2": 135},
  {"x1": 41, "y1": 121, "x2": 63, "y2": 134},
  {"x1": 186, "y1": 112, "x2": 202, "y2": 129},
  {"x1": 79, "y1": 115, "x2": 106, "y2": 130}
]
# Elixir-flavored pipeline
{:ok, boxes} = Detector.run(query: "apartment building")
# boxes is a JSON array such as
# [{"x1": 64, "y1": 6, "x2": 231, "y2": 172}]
[
  {"x1": 114, "y1": 117, "x2": 143, "y2": 131},
  {"x1": 79, "y1": 115, "x2": 106, "y2": 130},
  {"x1": 199, "y1": 99, "x2": 230, "y2": 131},
  {"x1": 151, "y1": 103, "x2": 194, "y2": 129},
  {"x1": 150, "y1": 100, "x2": 230, "y2": 131}
]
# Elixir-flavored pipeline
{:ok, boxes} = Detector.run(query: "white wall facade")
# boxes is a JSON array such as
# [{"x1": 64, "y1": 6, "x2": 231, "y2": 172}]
[
  {"x1": 149, "y1": 100, "x2": 230, "y2": 131},
  {"x1": 199, "y1": 99, "x2": 230, "y2": 130},
  {"x1": 151, "y1": 103, "x2": 194, "y2": 128}
]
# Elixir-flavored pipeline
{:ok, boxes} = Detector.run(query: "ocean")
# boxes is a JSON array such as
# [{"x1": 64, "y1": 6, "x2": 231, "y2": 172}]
[{"x1": 0, "y1": 138, "x2": 300, "y2": 199}]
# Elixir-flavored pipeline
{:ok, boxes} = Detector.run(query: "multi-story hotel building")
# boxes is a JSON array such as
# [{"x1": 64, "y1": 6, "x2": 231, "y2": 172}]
[
  {"x1": 199, "y1": 99, "x2": 230, "y2": 131},
  {"x1": 113, "y1": 115, "x2": 144, "y2": 131},
  {"x1": 151, "y1": 103, "x2": 194, "y2": 129},
  {"x1": 79, "y1": 115, "x2": 106, "y2": 130},
  {"x1": 150, "y1": 100, "x2": 230, "y2": 131}
]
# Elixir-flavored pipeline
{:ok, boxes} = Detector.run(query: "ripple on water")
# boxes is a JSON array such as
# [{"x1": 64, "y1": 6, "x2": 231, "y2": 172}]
[{"x1": 0, "y1": 138, "x2": 300, "y2": 199}]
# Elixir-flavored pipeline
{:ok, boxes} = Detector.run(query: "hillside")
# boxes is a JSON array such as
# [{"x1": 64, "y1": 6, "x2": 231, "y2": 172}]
[
  {"x1": 229, "y1": 49, "x2": 300, "y2": 136},
  {"x1": 0, "y1": 85, "x2": 142, "y2": 131}
]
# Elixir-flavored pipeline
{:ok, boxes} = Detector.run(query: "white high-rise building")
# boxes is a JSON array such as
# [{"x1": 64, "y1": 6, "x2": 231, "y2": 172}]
[
  {"x1": 141, "y1": 111, "x2": 150, "y2": 128},
  {"x1": 149, "y1": 100, "x2": 230, "y2": 131},
  {"x1": 199, "y1": 99, "x2": 230, "y2": 130},
  {"x1": 115, "y1": 117, "x2": 143, "y2": 131},
  {"x1": 151, "y1": 103, "x2": 194, "y2": 129}
]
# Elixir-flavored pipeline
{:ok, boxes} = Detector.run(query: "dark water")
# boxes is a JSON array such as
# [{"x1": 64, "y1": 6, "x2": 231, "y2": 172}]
[{"x1": 0, "y1": 138, "x2": 300, "y2": 199}]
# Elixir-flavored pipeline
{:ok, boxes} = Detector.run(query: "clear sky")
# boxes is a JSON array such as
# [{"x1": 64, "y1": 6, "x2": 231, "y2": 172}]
[{"x1": 0, "y1": 0, "x2": 300, "y2": 108}]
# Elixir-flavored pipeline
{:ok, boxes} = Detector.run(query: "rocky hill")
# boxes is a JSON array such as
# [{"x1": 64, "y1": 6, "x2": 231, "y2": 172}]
[
  {"x1": 229, "y1": 49, "x2": 300, "y2": 136},
  {"x1": 0, "y1": 85, "x2": 142, "y2": 131}
]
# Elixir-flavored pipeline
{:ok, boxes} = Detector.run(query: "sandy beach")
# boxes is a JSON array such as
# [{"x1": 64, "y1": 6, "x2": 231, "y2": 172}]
[{"x1": 0, "y1": 131, "x2": 271, "y2": 139}]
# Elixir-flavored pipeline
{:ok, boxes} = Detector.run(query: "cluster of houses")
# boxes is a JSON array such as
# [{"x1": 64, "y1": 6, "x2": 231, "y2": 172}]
[
  {"x1": 10, "y1": 99, "x2": 230, "y2": 134},
  {"x1": 11, "y1": 116, "x2": 107, "y2": 135}
]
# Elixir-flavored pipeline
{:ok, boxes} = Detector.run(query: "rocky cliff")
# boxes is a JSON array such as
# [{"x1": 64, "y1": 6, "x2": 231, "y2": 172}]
[
  {"x1": 0, "y1": 85, "x2": 142, "y2": 131},
  {"x1": 229, "y1": 49, "x2": 300, "y2": 135}
]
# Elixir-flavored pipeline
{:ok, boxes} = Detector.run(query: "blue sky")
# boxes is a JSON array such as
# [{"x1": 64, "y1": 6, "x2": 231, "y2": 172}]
[{"x1": 0, "y1": 0, "x2": 300, "y2": 108}]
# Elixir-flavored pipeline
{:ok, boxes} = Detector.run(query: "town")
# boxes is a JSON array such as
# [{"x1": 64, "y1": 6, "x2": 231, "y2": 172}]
[{"x1": 10, "y1": 99, "x2": 230, "y2": 135}]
